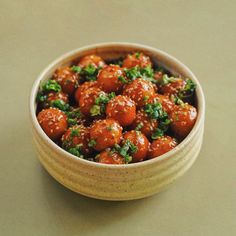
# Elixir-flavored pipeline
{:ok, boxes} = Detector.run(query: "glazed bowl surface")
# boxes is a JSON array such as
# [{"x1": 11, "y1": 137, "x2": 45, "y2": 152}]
[{"x1": 30, "y1": 42, "x2": 205, "y2": 201}]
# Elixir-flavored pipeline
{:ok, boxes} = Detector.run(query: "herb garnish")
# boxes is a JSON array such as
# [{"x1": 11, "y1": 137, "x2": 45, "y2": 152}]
[
  {"x1": 88, "y1": 139, "x2": 96, "y2": 147},
  {"x1": 118, "y1": 76, "x2": 128, "y2": 84},
  {"x1": 90, "y1": 92, "x2": 115, "y2": 116},
  {"x1": 135, "y1": 123, "x2": 144, "y2": 131},
  {"x1": 42, "y1": 80, "x2": 61, "y2": 93},
  {"x1": 177, "y1": 78, "x2": 196, "y2": 100},
  {"x1": 68, "y1": 144, "x2": 84, "y2": 158},
  {"x1": 124, "y1": 65, "x2": 156, "y2": 83},
  {"x1": 71, "y1": 65, "x2": 82, "y2": 73},
  {"x1": 50, "y1": 99, "x2": 70, "y2": 111},
  {"x1": 65, "y1": 108, "x2": 82, "y2": 127},
  {"x1": 114, "y1": 140, "x2": 137, "y2": 163}
]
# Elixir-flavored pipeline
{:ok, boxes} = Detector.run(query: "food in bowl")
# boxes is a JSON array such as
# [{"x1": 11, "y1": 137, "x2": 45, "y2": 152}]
[{"x1": 36, "y1": 52, "x2": 197, "y2": 164}]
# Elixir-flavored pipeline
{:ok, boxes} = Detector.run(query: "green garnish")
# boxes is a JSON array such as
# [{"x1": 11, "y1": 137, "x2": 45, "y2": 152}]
[
  {"x1": 42, "y1": 80, "x2": 61, "y2": 93},
  {"x1": 70, "y1": 129, "x2": 79, "y2": 137},
  {"x1": 135, "y1": 123, "x2": 144, "y2": 131},
  {"x1": 36, "y1": 92, "x2": 47, "y2": 102},
  {"x1": 135, "y1": 52, "x2": 141, "y2": 58},
  {"x1": 90, "y1": 92, "x2": 115, "y2": 116},
  {"x1": 118, "y1": 76, "x2": 128, "y2": 84},
  {"x1": 50, "y1": 99, "x2": 70, "y2": 111},
  {"x1": 68, "y1": 144, "x2": 84, "y2": 158},
  {"x1": 114, "y1": 140, "x2": 137, "y2": 164},
  {"x1": 90, "y1": 105, "x2": 101, "y2": 116},
  {"x1": 144, "y1": 102, "x2": 166, "y2": 120},
  {"x1": 80, "y1": 64, "x2": 98, "y2": 81},
  {"x1": 124, "y1": 65, "x2": 156, "y2": 83},
  {"x1": 88, "y1": 139, "x2": 96, "y2": 147},
  {"x1": 170, "y1": 94, "x2": 184, "y2": 105},
  {"x1": 178, "y1": 78, "x2": 196, "y2": 99},
  {"x1": 65, "y1": 108, "x2": 82, "y2": 127},
  {"x1": 151, "y1": 128, "x2": 164, "y2": 139},
  {"x1": 158, "y1": 74, "x2": 178, "y2": 86},
  {"x1": 71, "y1": 65, "x2": 82, "y2": 73}
]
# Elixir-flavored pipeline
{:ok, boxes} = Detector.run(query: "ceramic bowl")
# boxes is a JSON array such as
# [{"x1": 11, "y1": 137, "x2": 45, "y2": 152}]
[{"x1": 29, "y1": 42, "x2": 205, "y2": 201}]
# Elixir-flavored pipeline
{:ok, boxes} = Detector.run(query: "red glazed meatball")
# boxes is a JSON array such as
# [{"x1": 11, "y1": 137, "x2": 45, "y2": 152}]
[
  {"x1": 53, "y1": 67, "x2": 79, "y2": 96},
  {"x1": 96, "y1": 150, "x2": 124, "y2": 164},
  {"x1": 170, "y1": 103, "x2": 197, "y2": 138},
  {"x1": 97, "y1": 65, "x2": 125, "y2": 93},
  {"x1": 122, "y1": 78, "x2": 155, "y2": 107},
  {"x1": 37, "y1": 108, "x2": 68, "y2": 140},
  {"x1": 123, "y1": 130, "x2": 149, "y2": 162},
  {"x1": 148, "y1": 136, "x2": 177, "y2": 159},
  {"x1": 90, "y1": 119, "x2": 123, "y2": 151},
  {"x1": 148, "y1": 93, "x2": 175, "y2": 114},
  {"x1": 160, "y1": 78, "x2": 186, "y2": 95},
  {"x1": 61, "y1": 125, "x2": 91, "y2": 154},
  {"x1": 106, "y1": 95, "x2": 136, "y2": 126},
  {"x1": 123, "y1": 52, "x2": 152, "y2": 68},
  {"x1": 78, "y1": 87, "x2": 104, "y2": 117},
  {"x1": 74, "y1": 81, "x2": 99, "y2": 103},
  {"x1": 78, "y1": 54, "x2": 105, "y2": 68},
  {"x1": 131, "y1": 109, "x2": 158, "y2": 138}
]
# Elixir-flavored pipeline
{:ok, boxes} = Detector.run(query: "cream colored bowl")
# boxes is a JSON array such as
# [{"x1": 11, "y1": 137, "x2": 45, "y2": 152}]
[{"x1": 29, "y1": 43, "x2": 205, "y2": 201}]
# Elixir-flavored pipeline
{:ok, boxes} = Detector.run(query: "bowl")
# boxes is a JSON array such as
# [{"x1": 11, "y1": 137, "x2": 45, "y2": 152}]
[{"x1": 29, "y1": 42, "x2": 205, "y2": 201}]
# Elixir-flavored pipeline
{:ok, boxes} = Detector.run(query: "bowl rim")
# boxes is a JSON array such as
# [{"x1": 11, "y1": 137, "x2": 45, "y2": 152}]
[{"x1": 30, "y1": 42, "x2": 205, "y2": 169}]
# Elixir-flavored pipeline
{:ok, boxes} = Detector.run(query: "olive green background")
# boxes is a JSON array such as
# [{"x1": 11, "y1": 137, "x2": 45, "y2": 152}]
[{"x1": 0, "y1": 0, "x2": 235, "y2": 235}]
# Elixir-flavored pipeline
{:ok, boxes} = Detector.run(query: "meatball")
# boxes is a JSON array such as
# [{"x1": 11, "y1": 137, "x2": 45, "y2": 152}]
[
  {"x1": 74, "y1": 81, "x2": 99, "y2": 103},
  {"x1": 148, "y1": 136, "x2": 177, "y2": 159},
  {"x1": 61, "y1": 125, "x2": 91, "y2": 154},
  {"x1": 122, "y1": 78, "x2": 155, "y2": 107},
  {"x1": 78, "y1": 54, "x2": 105, "y2": 68},
  {"x1": 37, "y1": 108, "x2": 68, "y2": 140},
  {"x1": 90, "y1": 119, "x2": 123, "y2": 151},
  {"x1": 39, "y1": 91, "x2": 69, "y2": 109},
  {"x1": 78, "y1": 87, "x2": 104, "y2": 117},
  {"x1": 97, "y1": 65, "x2": 125, "y2": 93},
  {"x1": 123, "y1": 52, "x2": 152, "y2": 68},
  {"x1": 123, "y1": 130, "x2": 149, "y2": 162},
  {"x1": 160, "y1": 78, "x2": 186, "y2": 95},
  {"x1": 96, "y1": 150, "x2": 124, "y2": 164},
  {"x1": 106, "y1": 95, "x2": 136, "y2": 126},
  {"x1": 148, "y1": 94, "x2": 175, "y2": 114},
  {"x1": 53, "y1": 67, "x2": 79, "y2": 96},
  {"x1": 170, "y1": 104, "x2": 197, "y2": 138},
  {"x1": 131, "y1": 109, "x2": 158, "y2": 138}
]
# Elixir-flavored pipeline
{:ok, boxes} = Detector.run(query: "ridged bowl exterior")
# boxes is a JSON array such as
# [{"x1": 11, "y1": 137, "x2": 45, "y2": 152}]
[{"x1": 30, "y1": 43, "x2": 205, "y2": 201}]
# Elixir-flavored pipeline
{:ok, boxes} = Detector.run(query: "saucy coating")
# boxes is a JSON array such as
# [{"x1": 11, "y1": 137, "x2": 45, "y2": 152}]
[
  {"x1": 96, "y1": 150, "x2": 124, "y2": 164},
  {"x1": 106, "y1": 95, "x2": 136, "y2": 126},
  {"x1": 61, "y1": 125, "x2": 91, "y2": 154},
  {"x1": 148, "y1": 136, "x2": 177, "y2": 159},
  {"x1": 78, "y1": 87, "x2": 104, "y2": 117},
  {"x1": 90, "y1": 119, "x2": 123, "y2": 151},
  {"x1": 53, "y1": 67, "x2": 79, "y2": 96},
  {"x1": 131, "y1": 109, "x2": 158, "y2": 138},
  {"x1": 123, "y1": 52, "x2": 152, "y2": 68},
  {"x1": 148, "y1": 93, "x2": 175, "y2": 115},
  {"x1": 37, "y1": 108, "x2": 68, "y2": 140},
  {"x1": 78, "y1": 54, "x2": 105, "y2": 68},
  {"x1": 170, "y1": 103, "x2": 197, "y2": 138},
  {"x1": 97, "y1": 65, "x2": 125, "y2": 93},
  {"x1": 122, "y1": 78, "x2": 155, "y2": 107},
  {"x1": 123, "y1": 131, "x2": 149, "y2": 162},
  {"x1": 74, "y1": 81, "x2": 99, "y2": 103}
]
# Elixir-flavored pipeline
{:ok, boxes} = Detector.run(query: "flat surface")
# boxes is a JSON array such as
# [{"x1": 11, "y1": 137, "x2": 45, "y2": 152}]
[{"x1": 0, "y1": 1, "x2": 235, "y2": 235}]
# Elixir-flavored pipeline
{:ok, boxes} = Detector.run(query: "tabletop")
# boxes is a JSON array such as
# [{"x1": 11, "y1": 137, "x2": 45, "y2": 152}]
[{"x1": 0, "y1": 1, "x2": 235, "y2": 235}]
